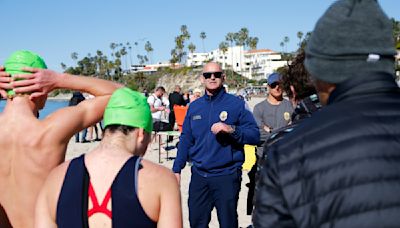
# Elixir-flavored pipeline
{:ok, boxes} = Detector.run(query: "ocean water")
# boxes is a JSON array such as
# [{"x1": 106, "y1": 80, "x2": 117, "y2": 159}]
[{"x1": 0, "y1": 99, "x2": 68, "y2": 119}]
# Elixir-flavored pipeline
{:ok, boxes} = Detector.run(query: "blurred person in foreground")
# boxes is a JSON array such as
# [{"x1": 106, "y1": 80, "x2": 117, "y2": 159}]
[
  {"x1": 253, "y1": 0, "x2": 400, "y2": 227},
  {"x1": 173, "y1": 62, "x2": 259, "y2": 228},
  {"x1": 35, "y1": 88, "x2": 182, "y2": 228},
  {"x1": 0, "y1": 50, "x2": 121, "y2": 228}
]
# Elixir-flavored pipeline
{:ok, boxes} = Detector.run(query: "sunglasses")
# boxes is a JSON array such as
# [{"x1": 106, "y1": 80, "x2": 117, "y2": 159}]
[
  {"x1": 269, "y1": 82, "x2": 280, "y2": 89},
  {"x1": 203, "y1": 72, "x2": 223, "y2": 79}
]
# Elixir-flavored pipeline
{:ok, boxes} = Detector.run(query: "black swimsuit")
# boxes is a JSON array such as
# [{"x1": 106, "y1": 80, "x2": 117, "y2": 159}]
[{"x1": 56, "y1": 154, "x2": 156, "y2": 228}]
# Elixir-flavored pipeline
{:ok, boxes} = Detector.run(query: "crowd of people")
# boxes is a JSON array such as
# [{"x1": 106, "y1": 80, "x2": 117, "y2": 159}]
[{"x1": 0, "y1": 0, "x2": 400, "y2": 227}]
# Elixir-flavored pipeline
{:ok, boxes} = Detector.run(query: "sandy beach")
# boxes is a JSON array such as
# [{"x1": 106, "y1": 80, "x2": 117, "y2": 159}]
[{"x1": 65, "y1": 96, "x2": 265, "y2": 228}]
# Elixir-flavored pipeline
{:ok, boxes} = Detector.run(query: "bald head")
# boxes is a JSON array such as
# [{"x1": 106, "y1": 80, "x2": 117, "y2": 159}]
[
  {"x1": 203, "y1": 62, "x2": 222, "y2": 73},
  {"x1": 201, "y1": 62, "x2": 225, "y2": 95}
]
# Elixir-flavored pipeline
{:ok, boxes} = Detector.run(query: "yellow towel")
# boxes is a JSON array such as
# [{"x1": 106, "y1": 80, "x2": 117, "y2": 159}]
[{"x1": 242, "y1": 145, "x2": 256, "y2": 171}]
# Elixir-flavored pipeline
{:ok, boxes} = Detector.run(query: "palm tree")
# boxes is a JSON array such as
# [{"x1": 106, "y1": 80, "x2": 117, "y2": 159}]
[
  {"x1": 247, "y1": 37, "x2": 259, "y2": 50},
  {"x1": 236, "y1": 28, "x2": 249, "y2": 73},
  {"x1": 245, "y1": 37, "x2": 258, "y2": 79},
  {"x1": 96, "y1": 50, "x2": 103, "y2": 76},
  {"x1": 297, "y1": 31, "x2": 304, "y2": 48},
  {"x1": 170, "y1": 49, "x2": 179, "y2": 65},
  {"x1": 181, "y1": 25, "x2": 190, "y2": 40},
  {"x1": 71, "y1": 52, "x2": 78, "y2": 67},
  {"x1": 225, "y1": 32, "x2": 236, "y2": 71},
  {"x1": 127, "y1": 42, "x2": 132, "y2": 68},
  {"x1": 110, "y1": 42, "x2": 116, "y2": 50},
  {"x1": 219, "y1": 42, "x2": 229, "y2": 69},
  {"x1": 144, "y1": 41, "x2": 154, "y2": 64},
  {"x1": 120, "y1": 47, "x2": 128, "y2": 71},
  {"x1": 200, "y1": 31, "x2": 206, "y2": 52},
  {"x1": 175, "y1": 35, "x2": 185, "y2": 63},
  {"x1": 280, "y1": 42, "x2": 285, "y2": 54},
  {"x1": 238, "y1": 28, "x2": 249, "y2": 49},
  {"x1": 188, "y1": 43, "x2": 196, "y2": 54},
  {"x1": 60, "y1": 62, "x2": 67, "y2": 71},
  {"x1": 283, "y1": 36, "x2": 290, "y2": 53},
  {"x1": 134, "y1": 42, "x2": 139, "y2": 64},
  {"x1": 187, "y1": 43, "x2": 196, "y2": 67},
  {"x1": 172, "y1": 25, "x2": 191, "y2": 64},
  {"x1": 137, "y1": 55, "x2": 148, "y2": 65}
]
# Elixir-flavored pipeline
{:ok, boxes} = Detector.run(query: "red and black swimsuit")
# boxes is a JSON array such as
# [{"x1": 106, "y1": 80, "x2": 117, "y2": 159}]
[
  {"x1": 87, "y1": 182, "x2": 112, "y2": 219},
  {"x1": 56, "y1": 155, "x2": 156, "y2": 228}
]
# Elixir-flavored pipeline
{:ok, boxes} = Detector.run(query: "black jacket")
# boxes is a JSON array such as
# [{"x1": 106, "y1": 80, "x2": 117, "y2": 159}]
[
  {"x1": 253, "y1": 73, "x2": 400, "y2": 228},
  {"x1": 168, "y1": 91, "x2": 186, "y2": 110},
  {"x1": 69, "y1": 92, "x2": 85, "y2": 106}
]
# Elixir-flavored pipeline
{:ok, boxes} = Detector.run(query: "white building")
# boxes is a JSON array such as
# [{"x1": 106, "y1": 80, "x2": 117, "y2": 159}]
[
  {"x1": 186, "y1": 46, "x2": 287, "y2": 80},
  {"x1": 187, "y1": 46, "x2": 244, "y2": 72},
  {"x1": 131, "y1": 62, "x2": 181, "y2": 73},
  {"x1": 186, "y1": 53, "x2": 210, "y2": 67},
  {"x1": 243, "y1": 49, "x2": 287, "y2": 80}
]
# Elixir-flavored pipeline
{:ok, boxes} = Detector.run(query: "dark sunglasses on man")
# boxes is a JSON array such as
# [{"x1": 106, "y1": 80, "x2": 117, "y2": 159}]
[
  {"x1": 269, "y1": 82, "x2": 280, "y2": 89},
  {"x1": 203, "y1": 72, "x2": 223, "y2": 79}
]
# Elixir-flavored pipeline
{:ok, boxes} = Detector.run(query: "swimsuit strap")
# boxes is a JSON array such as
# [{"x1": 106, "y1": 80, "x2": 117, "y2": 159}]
[{"x1": 87, "y1": 182, "x2": 112, "y2": 218}]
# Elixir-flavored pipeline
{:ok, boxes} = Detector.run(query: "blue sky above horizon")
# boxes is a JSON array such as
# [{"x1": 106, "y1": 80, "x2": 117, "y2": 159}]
[{"x1": 1, "y1": 0, "x2": 398, "y2": 72}]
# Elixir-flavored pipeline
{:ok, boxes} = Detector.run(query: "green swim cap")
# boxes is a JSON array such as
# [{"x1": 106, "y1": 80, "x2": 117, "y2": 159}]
[
  {"x1": 4, "y1": 50, "x2": 47, "y2": 97},
  {"x1": 104, "y1": 87, "x2": 153, "y2": 133}
]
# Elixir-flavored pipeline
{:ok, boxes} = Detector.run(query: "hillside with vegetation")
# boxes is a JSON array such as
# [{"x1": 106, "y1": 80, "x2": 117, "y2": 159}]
[
  {"x1": 126, "y1": 67, "x2": 251, "y2": 94},
  {"x1": 52, "y1": 65, "x2": 251, "y2": 97}
]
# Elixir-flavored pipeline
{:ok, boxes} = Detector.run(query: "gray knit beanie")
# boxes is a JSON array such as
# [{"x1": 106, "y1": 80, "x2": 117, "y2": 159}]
[{"x1": 305, "y1": 0, "x2": 396, "y2": 84}]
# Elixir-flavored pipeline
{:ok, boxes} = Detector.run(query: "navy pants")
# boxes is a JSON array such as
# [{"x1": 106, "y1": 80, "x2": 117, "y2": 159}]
[{"x1": 188, "y1": 169, "x2": 242, "y2": 228}]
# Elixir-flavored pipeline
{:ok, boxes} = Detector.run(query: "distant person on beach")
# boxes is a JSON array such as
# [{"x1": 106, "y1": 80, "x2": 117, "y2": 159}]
[
  {"x1": 182, "y1": 91, "x2": 190, "y2": 105},
  {"x1": 168, "y1": 85, "x2": 185, "y2": 131},
  {"x1": 143, "y1": 88, "x2": 149, "y2": 97},
  {"x1": 147, "y1": 86, "x2": 171, "y2": 132},
  {"x1": 35, "y1": 88, "x2": 182, "y2": 228},
  {"x1": 189, "y1": 88, "x2": 202, "y2": 103},
  {"x1": 172, "y1": 62, "x2": 259, "y2": 228},
  {"x1": 252, "y1": 1, "x2": 400, "y2": 227},
  {"x1": 68, "y1": 91, "x2": 86, "y2": 142},
  {"x1": 81, "y1": 94, "x2": 103, "y2": 143},
  {"x1": 168, "y1": 85, "x2": 185, "y2": 144},
  {"x1": 253, "y1": 73, "x2": 293, "y2": 153},
  {"x1": 0, "y1": 50, "x2": 121, "y2": 228}
]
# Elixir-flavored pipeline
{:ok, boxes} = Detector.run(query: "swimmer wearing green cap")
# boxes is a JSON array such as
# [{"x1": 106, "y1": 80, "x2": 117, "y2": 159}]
[
  {"x1": 4, "y1": 50, "x2": 47, "y2": 98},
  {"x1": 35, "y1": 88, "x2": 182, "y2": 227},
  {"x1": 0, "y1": 50, "x2": 121, "y2": 228}
]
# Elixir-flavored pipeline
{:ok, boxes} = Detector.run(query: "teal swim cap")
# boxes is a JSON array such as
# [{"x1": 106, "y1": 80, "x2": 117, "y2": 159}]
[
  {"x1": 4, "y1": 50, "x2": 47, "y2": 97},
  {"x1": 104, "y1": 87, "x2": 153, "y2": 133}
]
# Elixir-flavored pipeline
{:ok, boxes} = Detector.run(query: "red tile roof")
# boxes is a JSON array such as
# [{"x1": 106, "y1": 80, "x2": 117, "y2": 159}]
[{"x1": 245, "y1": 49, "x2": 276, "y2": 54}]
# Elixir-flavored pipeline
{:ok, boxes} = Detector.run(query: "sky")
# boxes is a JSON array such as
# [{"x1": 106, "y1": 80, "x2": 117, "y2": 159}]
[{"x1": 0, "y1": 0, "x2": 398, "y2": 72}]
